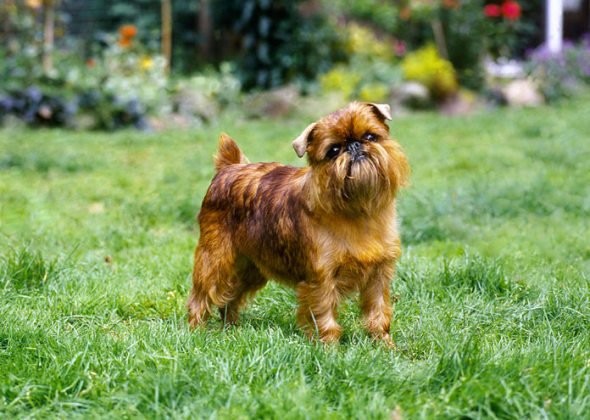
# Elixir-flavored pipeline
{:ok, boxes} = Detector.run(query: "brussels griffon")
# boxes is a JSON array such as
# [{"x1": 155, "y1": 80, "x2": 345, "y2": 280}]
[{"x1": 187, "y1": 102, "x2": 409, "y2": 345}]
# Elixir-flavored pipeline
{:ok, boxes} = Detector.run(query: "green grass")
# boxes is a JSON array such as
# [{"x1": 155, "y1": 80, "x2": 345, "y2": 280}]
[{"x1": 1, "y1": 97, "x2": 590, "y2": 418}]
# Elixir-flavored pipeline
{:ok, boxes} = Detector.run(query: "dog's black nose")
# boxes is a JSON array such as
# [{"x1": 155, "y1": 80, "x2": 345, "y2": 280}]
[{"x1": 346, "y1": 140, "x2": 361, "y2": 154}]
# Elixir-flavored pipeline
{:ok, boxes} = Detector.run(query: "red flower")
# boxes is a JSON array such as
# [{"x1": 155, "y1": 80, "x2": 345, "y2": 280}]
[
  {"x1": 119, "y1": 24, "x2": 138, "y2": 39},
  {"x1": 118, "y1": 37, "x2": 132, "y2": 48},
  {"x1": 502, "y1": 0, "x2": 521, "y2": 20},
  {"x1": 483, "y1": 4, "x2": 502, "y2": 18},
  {"x1": 118, "y1": 24, "x2": 138, "y2": 48}
]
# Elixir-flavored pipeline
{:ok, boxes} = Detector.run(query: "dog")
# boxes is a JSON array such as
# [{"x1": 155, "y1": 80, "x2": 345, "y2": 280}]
[{"x1": 187, "y1": 102, "x2": 409, "y2": 345}]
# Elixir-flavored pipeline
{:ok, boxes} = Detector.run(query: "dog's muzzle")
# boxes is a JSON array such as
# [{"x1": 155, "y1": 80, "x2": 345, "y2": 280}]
[{"x1": 346, "y1": 140, "x2": 366, "y2": 162}]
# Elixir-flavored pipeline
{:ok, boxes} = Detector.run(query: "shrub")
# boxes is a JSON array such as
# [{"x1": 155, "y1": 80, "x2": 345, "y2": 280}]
[
  {"x1": 66, "y1": 31, "x2": 169, "y2": 116},
  {"x1": 442, "y1": 1, "x2": 487, "y2": 90},
  {"x1": 0, "y1": 21, "x2": 165, "y2": 130},
  {"x1": 345, "y1": 23, "x2": 395, "y2": 62},
  {"x1": 391, "y1": 0, "x2": 542, "y2": 90},
  {"x1": 319, "y1": 22, "x2": 402, "y2": 102},
  {"x1": 0, "y1": 87, "x2": 149, "y2": 130},
  {"x1": 401, "y1": 44, "x2": 458, "y2": 100},
  {"x1": 214, "y1": 0, "x2": 346, "y2": 91},
  {"x1": 0, "y1": 1, "x2": 48, "y2": 90},
  {"x1": 320, "y1": 66, "x2": 362, "y2": 99},
  {"x1": 526, "y1": 40, "x2": 590, "y2": 103},
  {"x1": 328, "y1": 0, "x2": 399, "y2": 33},
  {"x1": 320, "y1": 59, "x2": 401, "y2": 103},
  {"x1": 0, "y1": 87, "x2": 76, "y2": 127},
  {"x1": 481, "y1": 0, "x2": 539, "y2": 59},
  {"x1": 62, "y1": 0, "x2": 201, "y2": 72},
  {"x1": 76, "y1": 91, "x2": 149, "y2": 130},
  {"x1": 178, "y1": 62, "x2": 242, "y2": 108},
  {"x1": 170, "y1": 63, "x2": 242, "y2": 123},
  {"x1": 358, "y1": 83, "x2": 390, "y2": 103}
]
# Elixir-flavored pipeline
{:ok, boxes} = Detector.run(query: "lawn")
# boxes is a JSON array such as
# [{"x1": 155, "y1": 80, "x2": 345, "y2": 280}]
[{"x1": 1, "y1": 97, "x2": 589, "y2": 418}]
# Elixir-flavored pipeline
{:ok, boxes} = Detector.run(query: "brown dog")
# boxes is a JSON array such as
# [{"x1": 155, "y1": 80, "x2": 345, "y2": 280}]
[{"x1": 187, "y1": 102, "x2": 409, "y2": 345}]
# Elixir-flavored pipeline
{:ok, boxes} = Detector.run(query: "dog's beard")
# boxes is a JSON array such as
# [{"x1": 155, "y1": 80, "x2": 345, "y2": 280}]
[{"x1": 308, "y1": 145, "x2": 399, "y2": 217}]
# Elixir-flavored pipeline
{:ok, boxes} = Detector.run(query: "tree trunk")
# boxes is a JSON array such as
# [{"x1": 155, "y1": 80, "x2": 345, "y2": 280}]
[
  {"x1": 198, "y1": 0, "x2": 212, "y2": 62},
  {"x1": 42, "y1": 0, "x2": 55, "y2": 75},
  {"x1": 161, "y1": 0, "x2": 172, "y2": 73},
  {"x1": 431, "y1": 18, "x2": 449, "y2": 60}
]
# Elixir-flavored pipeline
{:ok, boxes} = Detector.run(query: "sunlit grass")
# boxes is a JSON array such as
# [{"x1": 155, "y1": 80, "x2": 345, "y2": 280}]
[{"x1": 1, "y1": 97, "x2": 589, "y2": 417}]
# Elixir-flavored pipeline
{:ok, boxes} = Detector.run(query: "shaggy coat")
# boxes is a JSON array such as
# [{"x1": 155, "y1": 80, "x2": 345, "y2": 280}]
[{"x1": 188, "y1": 102, "x2": 409, "y2": 344}]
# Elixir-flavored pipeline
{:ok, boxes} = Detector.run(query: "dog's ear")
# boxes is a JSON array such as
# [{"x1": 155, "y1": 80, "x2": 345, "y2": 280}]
[
  {"x1": 292, "y1": 122, "x2": 316, "y2": 158},
  {"x1": 368, "y1": 103, "x2": 392, "y2": 121}
]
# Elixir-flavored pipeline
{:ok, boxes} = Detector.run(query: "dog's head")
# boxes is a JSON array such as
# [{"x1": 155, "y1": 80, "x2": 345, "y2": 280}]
[{"x1": 293, "y1": 102, "x2": 409, "y2": 216}]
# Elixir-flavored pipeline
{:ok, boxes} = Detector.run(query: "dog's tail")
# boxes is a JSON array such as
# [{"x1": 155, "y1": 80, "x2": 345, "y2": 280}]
[{"x1": 214, "y1": 133, "x2": 248, "y2": 171}]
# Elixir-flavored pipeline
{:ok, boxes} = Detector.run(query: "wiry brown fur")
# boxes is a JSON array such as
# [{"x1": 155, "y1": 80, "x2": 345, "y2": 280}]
[{"x1": 187, "y1": 102, "x2": 409, "y2": 345}]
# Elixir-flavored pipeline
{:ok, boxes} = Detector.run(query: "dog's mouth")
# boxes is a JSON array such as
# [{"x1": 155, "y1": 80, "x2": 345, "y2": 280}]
[
  {"x1": 346, "y1": 153, "x2": 367, "y2": 177},
  {"x1": 346, "y1": 151, "x2": 374, "y2": 173},
  {"x1": 343, "y1": 154, "x2": 385, "y2": 197},
  {"x1": 352, "y1": 152, "x2": 367, "y2": 163}
]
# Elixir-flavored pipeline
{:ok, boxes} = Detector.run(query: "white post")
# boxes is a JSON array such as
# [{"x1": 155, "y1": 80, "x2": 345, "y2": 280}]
[{"x1": 546, "y1": 0, "x2": 564, "y2": 53}]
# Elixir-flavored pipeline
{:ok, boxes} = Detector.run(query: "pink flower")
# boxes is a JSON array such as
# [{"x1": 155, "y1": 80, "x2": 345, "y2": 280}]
[{"x1": 393, "y1": 39, "x2": 407, "y2": 57}]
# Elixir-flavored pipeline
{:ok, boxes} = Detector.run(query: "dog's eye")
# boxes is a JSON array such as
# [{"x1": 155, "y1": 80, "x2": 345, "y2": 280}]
[
  {"x1": 363, "y1": 133, "x2": 378, "y2": 142},
  {"x1": 325, "y1": 144, "x2": 342, "y2": 159}
]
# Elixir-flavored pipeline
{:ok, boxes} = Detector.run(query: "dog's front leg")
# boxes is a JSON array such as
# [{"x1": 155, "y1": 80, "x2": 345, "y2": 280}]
[
  {"x1": 296, "y1": 280, "x2": 342, "y2": 343},
  {"x1": 360, "y1": 262, "x2": 396, "y2": 347}
]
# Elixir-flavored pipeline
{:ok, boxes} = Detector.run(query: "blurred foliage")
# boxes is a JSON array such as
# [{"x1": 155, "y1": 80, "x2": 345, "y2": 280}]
[
  {"x1": 0, "y1": 2, "x2": 243, "y2": 130},
  {"x1": 401, "y1": 44, "x2": 458, "y2": 100},
  {"x1": 327, "y1": 0, "x2": 399, "y2": 33},
  {"x1": 0, "y1": 1, "x2": 49, "y2": 89},
  {"x1": 213, "y1": 0, "x2": 346, "y2": 91},
  {"x1": 320, "y1": 22, "x2": 401, "y2": 102},
  {"x1": 397, "y1": 0, "x2": 543, "y2": 90},
  {"x1": 1, "y1": 0, "x2": 587, "y2": 129},
  {"x1": 64, "y1": 0, "x2": 200, "y2": 73},
  {"x1": 394, "y1": 0, "x2": 543, "y2": 55},
  {"x1": 325, "y1": 0, "x2": 543, "y2": 91},
  {"x1": 526, "y1": 39, "x2": 590, "y2": 103},
  {"x1": 346, "y1": 23, "x2": 395, "y2": 61},
  {"x1": 174, "y1": 63, "x2": 242, "y2": 109},
  {"x1": 69, "y1": 33, "x2": 169, "y2": 114},
  {"x1": 0, "y1": 9, "x2": 167, "y2": 130},
  {"x1": 67, "y1": 34, "x2": 168, "y2": 130},
  {"x1": 0, "y1": 86, "x2": 76, "y2": 128},
  {"x1": 440, "y1": 1, "x2": 487, "y2": 90},
  {"x1": 320, "y1": 59, "x2": 402, "y2": 102},
  {"x1": 320, "y1": 66, "x2": 362, "y2": 99},
  {"x1": 480, "y1": 0, "x2": 542, "y2": 59}
]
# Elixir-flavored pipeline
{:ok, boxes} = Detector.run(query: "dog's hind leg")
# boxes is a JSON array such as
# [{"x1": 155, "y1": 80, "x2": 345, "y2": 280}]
[
  {"x1": 218, "y1": 259, "x2": 268, "y2": 325},
  {"x1": 187, "y1": 287, "x2": 211, "y2": 329},
  {"x1": 188, "y1": 238, "x2": 238, "y2": 329}
]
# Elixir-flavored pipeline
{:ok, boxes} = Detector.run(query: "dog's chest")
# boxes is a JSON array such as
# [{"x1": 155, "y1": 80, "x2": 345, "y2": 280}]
[{"x1": 316, "y1": 219, "x2": 399, "y2": 279}]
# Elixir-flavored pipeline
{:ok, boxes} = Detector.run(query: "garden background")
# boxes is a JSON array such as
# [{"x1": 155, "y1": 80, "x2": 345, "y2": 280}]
[{"x1": 1, "y1": 0, "x2": 590, "y2": 418}]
